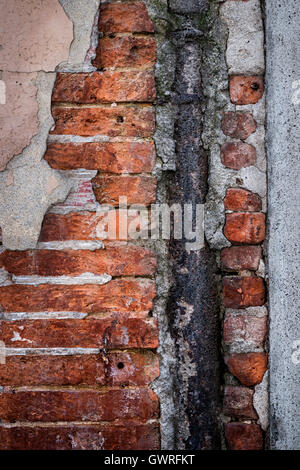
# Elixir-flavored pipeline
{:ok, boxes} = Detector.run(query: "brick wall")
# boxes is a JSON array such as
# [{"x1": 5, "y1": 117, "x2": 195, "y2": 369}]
[
  {"x1": 0, "y1": 0, "x2": 270, "y2": 451},
  {"x1": 220, "y1": 0, "x2": 268, "y2": 451},
  {"x1": 0, "y1": 1, "x2": 160, "y2": 450}
]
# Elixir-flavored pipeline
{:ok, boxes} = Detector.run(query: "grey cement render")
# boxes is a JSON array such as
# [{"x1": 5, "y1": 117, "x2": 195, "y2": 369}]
[{"x1": 266, "y1": 0, "x2": 300, "y2": 450}]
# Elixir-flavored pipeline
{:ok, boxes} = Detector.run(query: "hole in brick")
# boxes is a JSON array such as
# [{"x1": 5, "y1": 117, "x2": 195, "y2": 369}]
[
  {"x1": 117, "y1": 362, "x2": 125, "y2": 369},
  {"x1": 117, "y1": 115, "x2": 124, "y2": 123},
  {"x1": 109, "y1": 34, "x2": 116, "y2": 39},
  {"x1": 251, "y1": 82, "x2": 259, "y2": 90},
  {"x1": 130, "y1": 45, "x2": 139, "y2": 55}
]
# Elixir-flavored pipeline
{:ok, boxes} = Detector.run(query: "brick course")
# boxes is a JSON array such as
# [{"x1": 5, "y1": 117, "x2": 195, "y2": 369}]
[{"x1": 0, "y1": 2, "x2": 160, "y2": 450}]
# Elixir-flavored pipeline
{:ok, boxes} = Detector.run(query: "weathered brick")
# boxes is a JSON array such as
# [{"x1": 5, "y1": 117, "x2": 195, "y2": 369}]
[
  {"x1": 92, "y1": 175, "x2": 156, "y2": 206},
  {"x1": 224, "y1": 188, "x2": 262, "y2": 211},
  {"x1": 51, "y1": 106, "x2": 155, "y2": 137},
  {"x1": 221, "y1": 246, "x2": 262, "y2": 271},
  {"x1": 224, "y1": 213, "x2": 266, "y2": 244},
  {"x1": 94, "y1": 36, "x2": 156, "y2": 69},
  {"x1": 40, "y1": 211, "x2": 150, "y2": 242},
  {"x1": 226, "y1": 353, "x2": 268, "y2": 386},
  {"x1": 229, "y1": 76, "x2": 264, "y2": 105},
  {"x1": 99, "y1": 2, "x2": 154, "y2": 33},
  {"x1": 225, "y1": 423, "x2": 263, "y2": 450},
  {"x1": 0, "y1": 279, "x2": 155, "y2": 314},
  {"x1": 223, "y1": 276, "x2": 265, "y2": 308},
  {"x1": 45, "y1": 141, "x2": 155, "y2": 172},
  {"x1": 223, "y1": 386, "x2": 258, "y2": 419},
  {"x1": 0, "y1": 351, "x2": 159, "y2": 386},
  {"x1": 221, "y1": 112, "x2": 257, "y2": 140},
  {"x1": 0, "y1": 388, "x2": 159, "y2": 423},
  {"x1": 0, "y1": 245, "x2": 156, "y2": 277},
  {"x1": 224, "y1": 312, "x2": 267, "y2": 348},
  {"x1": 221, "y1": 142, "x2": 256, "y2": 170},
  {"x1": 0, "y1": 317, "x2": 158, "y2": 349},
  {"x1": 0, "y1": 423, "x2": 160, "y2": 450},
  {"x1": 52, "y1": 71, "x2": 155, "y2": 103}
]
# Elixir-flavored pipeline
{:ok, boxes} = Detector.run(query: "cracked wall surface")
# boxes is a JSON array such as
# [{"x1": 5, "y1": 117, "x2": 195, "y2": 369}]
[{"x1": 0, "y1": 0, "x2": 100, "y2": 250}]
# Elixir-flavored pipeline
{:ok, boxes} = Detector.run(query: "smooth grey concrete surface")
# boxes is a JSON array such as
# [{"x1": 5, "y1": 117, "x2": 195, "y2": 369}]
[{"x1": 266, "y1": 0, "x2": 300, "y2": 450}]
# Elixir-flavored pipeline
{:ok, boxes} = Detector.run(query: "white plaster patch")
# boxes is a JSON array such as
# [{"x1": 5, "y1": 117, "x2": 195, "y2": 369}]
[
  {"x1": 253, "y1": 371, "x2": 269, "y2": 431},
  {"x1": 5, "y1": 347, "x2": 100, "y2": 356},
  {"x1": 12, "y1": 272, "x2": 112, "y2": 286},
  {"x1": 221, "y1": 0, "x2": 265, "y2": 75},
  {"x1": 0, "y1": 267, "x2": 12, "y2": 286},
  {"x1": 0, "y1": 80, "x2": 6, "y2": 104},
  {"x1": 0, "y1": 312, "x2": 88, "y2": 321},
  {"x1": 10, "y1": 331, "x2": 33, "y2": 344},
  {"x1": 225, "y1": 306, "x2": 268, "y2": 318},
  {"x1": 37, "y1": 241, "x2": 104, "y2": 251}
]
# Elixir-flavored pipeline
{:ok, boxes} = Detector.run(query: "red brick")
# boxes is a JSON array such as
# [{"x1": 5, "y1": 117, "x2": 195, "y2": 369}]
[
  {"x1": 225, "y1": 423, "x2": 263, "y2": 450},
  {"x1": 45, "y1": 141, "x2": 155, "y2": 172},
  {"x1": 94, "y1": 36, "x2": 156, "y2": 69},
  {"x1": 223, "y1": 386, "x2": 258, "y2": 419},
  {"x1": 224, "y1": 312, "x2": 267, "y2": 347},
  {"x1": 229, "y1": 76, "x2": 264, "y2": 105},
  {"x1": 223, "y1": 276, "x2": 265, "y2": 308},
  {"x1": 0, "y1": 351, "x2": 159, "y2": 386},
  {"x1": 224, "y1": 188, "x2": 262, "y2": 211},
  {"x1": 221, "y1": 246, "x2": 262, "y2": 271},
  {"x1": 40, "y1": 211, "x2": 150, "y2": 242},
  {"x1": 226, "y1": 353, "x2": 268, "y2": 386},
  {"x1": 99, "y1": 2, "x2": 154, "y2": 33},
  {"x1": 221, "y1": 142, "x2": 256, "y2": 170},
  {"x1": 0, "y1": 317, "x2": 158, "y2": 349},
  {"x1": 224, "y1": 212, "x2": 266, "y2": 244},
  {"x1": 221, "y1": 112, "x2": 257, "y2": 140},
  {"x1": 92, "y1": 175, "x2": 156, "y2": 206},
  {"x1": 52, "y1": 71, "x2": 155, "y2": 103},
  {"x1": 0, "y1": 245, "x2": 156, "y2": 277},
  {"x1": 0, "y1": 388, "x2": 159, "y2": 423},
  {"x1": 51, "y1": 106, "x2": 155, "y2": 137},
  {"x1": 0, "y1": 423, "x2": 160, "y2": 450},
  {"x1": 0, "y1": 279, "x2": 155, "y2": 314}
]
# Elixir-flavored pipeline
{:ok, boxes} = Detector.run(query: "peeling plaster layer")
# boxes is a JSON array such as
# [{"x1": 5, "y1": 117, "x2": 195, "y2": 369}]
[
  {"x1": 0, "y1": 0, "x2": 100, "y2": 250},
  {"x1": 0, "y1": 0, "x2": 73, "y2": 73},
  {"x1": 0, "y1": 72, "x2": 38, "y2": 171},
  {"x1": 0, "y1": 73, "x2": 71, "y2": 250}
]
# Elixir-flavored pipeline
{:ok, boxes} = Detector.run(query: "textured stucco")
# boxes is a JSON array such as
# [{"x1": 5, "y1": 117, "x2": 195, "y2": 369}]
[{"x1": 0, "y1": 0, "x2": 100, "y2": 250}]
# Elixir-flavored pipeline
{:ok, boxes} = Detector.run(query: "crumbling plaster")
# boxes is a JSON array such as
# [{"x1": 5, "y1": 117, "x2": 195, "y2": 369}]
[{"x1": 0, "y1": 0, "x2": 100, "y2": 250}]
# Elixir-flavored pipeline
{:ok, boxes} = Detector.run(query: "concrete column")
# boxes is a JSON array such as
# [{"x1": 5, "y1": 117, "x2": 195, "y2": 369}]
[{"x1": 266, "y1": 0, "x2": 300, "y2": 450}]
